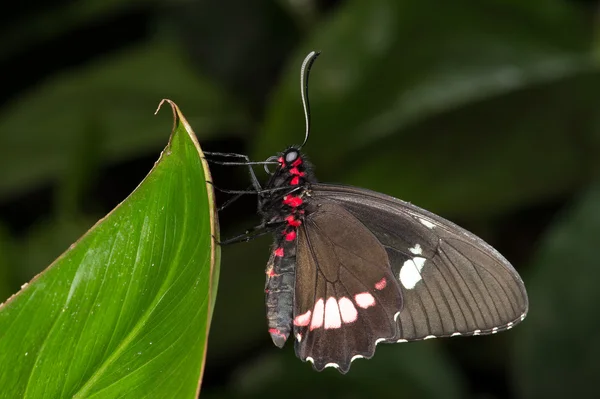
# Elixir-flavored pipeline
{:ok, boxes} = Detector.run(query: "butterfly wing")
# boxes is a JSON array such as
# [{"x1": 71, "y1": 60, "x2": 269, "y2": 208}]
[
  {"x1": 293, "y1": 203, "x2": 402, "y2": 373},
  {"x1": 293, "y1": 183, "x2": 528, "y2": 372}
]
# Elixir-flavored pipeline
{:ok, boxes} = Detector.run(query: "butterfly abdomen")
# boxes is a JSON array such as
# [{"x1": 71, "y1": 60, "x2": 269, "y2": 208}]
[{"x1": 265, "y1": 235, "x2": 297, "y2": 347}]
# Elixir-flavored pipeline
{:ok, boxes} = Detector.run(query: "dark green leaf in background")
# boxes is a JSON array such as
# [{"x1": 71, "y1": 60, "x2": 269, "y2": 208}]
[
  {"x1": 0, "y1": 40, "x2": 248, "y2": 201},
  {"x1": 513, "y1": 179, "x2": 600, "y2": 399},
  {"x1": 0, "y1": 101, "x2": 219, "y2": 398},
  {"x1": 214, "y1": 340, "x2": 466, "y2": 399},
  {"x1": 258, "y1": 0, "x2": 599, "y2": 218}
]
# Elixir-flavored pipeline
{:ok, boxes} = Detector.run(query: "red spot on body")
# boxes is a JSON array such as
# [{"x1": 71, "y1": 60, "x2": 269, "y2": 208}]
[
  {"x1": 285, "y1": 230, "x2": 297, "y2": 241},
  {"x1": 289, "y1": 167, "x2": 305, "y2": 176},
  {"x1": 274, "y1": 247, "x2": 284, "y2": 257},
  {"x1": 292, "y1": 158, "x2": 302, "y2": 167},
  {"x1": 290, "y1": 176, "x2": 300, "y2": 185},
  {"x1": 375, "y1": 278, "x2": 387, "y2": 290},
  {"x1": 269, "y1": 328, "x2": 286, "y2": 338},
  {"x1": 278, "y1": 156, "x2": 284, "y2": 165},
  {"x1": 283, "y1": 195, "x2": 303, "y2": 207},
  {"x1": 286, "y1": 215, "x2": 302, "y2": 227}
]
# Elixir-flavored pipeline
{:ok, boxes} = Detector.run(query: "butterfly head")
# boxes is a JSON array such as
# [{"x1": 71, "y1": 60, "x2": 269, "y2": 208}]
[{"x1": 284, "y1": 148, "x2": 300, "y2": 164}]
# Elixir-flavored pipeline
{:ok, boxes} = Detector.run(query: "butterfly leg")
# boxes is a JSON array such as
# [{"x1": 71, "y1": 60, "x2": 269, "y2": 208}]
[
  {"x1": 218, "y1": 222, "x2": 283, "y2": 245},
  {"x1": 207, "y1": 181, "x2": 294, "y2": 196},
  {"x1": 207, "y1": 182, "x2": 296, "y2": 212},
  {"x1": 204, "y1": 151, "x2": 272, "y2": 192}
]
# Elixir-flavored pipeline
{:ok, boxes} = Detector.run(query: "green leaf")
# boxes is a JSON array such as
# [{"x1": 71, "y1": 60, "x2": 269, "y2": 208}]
[
  {"x1": 513, "y1": 180, "x2": 600, "y2": 398},
  {"x1": 258, "y1": 0, "x2": 598, "y2": 218},
  {"x1": 0, "y1": 100, "x2": 220, "y2": 398}
]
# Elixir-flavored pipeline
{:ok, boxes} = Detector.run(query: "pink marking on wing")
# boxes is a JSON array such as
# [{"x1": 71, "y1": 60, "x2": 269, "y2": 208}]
[
  {"x1": 374, "y1": 277, "x2": 387, "y2": 290},
  {"x1": 338, "y1": 297, "x2": 358, "y2": 323},
  {"x1": 292, "y1": 158, "x2": 302, "y2": 167},
  {"x1": 290, "y1": 176, "x2": 300, "y2": 185},
  {"x1": 354, "y1": 292, "x2": 376, "y2": 309},
  {"x1": 293, "y1": 310, "x2": 312, "y2": 326},
  {"x1": 310, "y1": 299, "x2": 324, "y2": 330},
  {"x1": 274, "y1": 247, "x2": 284, "y2": 257},
  {"x1": 324, "y1": 297, "x2": 342, "y2": 329}
]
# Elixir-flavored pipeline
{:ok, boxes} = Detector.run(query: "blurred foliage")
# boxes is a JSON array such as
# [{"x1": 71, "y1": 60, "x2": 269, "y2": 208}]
[
  {"x1": 514, "y1": 181, "x2": 600, "y2": 399},
  {"x1": 0, "y1": 0, "x2": 599, "y2": 398}
]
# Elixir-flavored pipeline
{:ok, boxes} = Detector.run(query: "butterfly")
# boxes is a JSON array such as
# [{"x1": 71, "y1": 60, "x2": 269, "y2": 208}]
[{"x1": 209, "y1": 51, "x2": 528, "y2": 374}]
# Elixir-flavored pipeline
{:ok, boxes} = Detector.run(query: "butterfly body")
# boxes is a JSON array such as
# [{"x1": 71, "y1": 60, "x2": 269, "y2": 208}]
[{"x1": 262, "y1": 148, "x2": 312, "y2": 348}]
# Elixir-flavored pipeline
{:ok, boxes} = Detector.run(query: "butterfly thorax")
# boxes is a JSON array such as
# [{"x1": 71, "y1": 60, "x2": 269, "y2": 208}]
[
  {"x1": 258, "y1": 147, "x2": 314, "y2": 225},
  {"x1": 260, "y1": 147, "x2": 314, "y2": 348}
]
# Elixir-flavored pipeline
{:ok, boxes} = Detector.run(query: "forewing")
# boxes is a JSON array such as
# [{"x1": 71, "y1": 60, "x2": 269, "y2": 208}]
[
  {"x1": 293, "y1": 203, "x2": 402, "y2": 373},
  {"x1": 310, "y1": 183, "x2": 528, "y2": 341}
]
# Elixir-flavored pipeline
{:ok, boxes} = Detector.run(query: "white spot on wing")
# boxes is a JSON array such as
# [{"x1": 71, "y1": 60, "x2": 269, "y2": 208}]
[
  {"x1": 375, "y1": 338, "x2": 386, "y2": 345},
  {"x1": 507, "y1": 322, "x2": 513, "y2": 330},
  {"x1": 324, "y1": 297, "x2": 342, "y2": 329},
  {"x1": 397, "y1": 339, "x2": 408, "y2": 343},
  {"x1": 399, "y1": 257, "x2": 427, "y2": 289},
  {"x1": 473, "y1": 329, "x2": 481, "y2": 336},
  {"x1": 324, "y1": 363, "x2": 339, "y2": 369},
  {"x1": 351, "y1": 355, "x2": 364, "y2": 362},
  {"x1": 306, "y1": 356, "x2": 315, "y2": 364},
  {"x1": 394, "y1": 312, "x2": 400, "y2": 322},
  {"x1": 419, "y1": 218, "x2": 436, "y2": 229},
  {"x1": 451, "y1": 332, "x2": 462, "y2": 337},
  {"x1": 424, "y1": 335, "x2": 436, "y2": 340},
  {"x1": 338, "y1": 297, "x2": 358, "y2": 323},
  {"x1": 310, "y1": 299, "x2": 325, "y2": 330},
  {"x1": 409, "y1": 243, "x2": 422, "y2": 255},
  {"x1": 296, "y1": 333, "x2": 302, "y2": 342},
  {"x1": 354, "y1": 292, "x2": 376, "y2": 309}
]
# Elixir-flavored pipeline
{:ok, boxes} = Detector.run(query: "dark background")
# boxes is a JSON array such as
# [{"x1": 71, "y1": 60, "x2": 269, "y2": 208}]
[{"x1": 1, "y1": 0, "x2": 599, "y2": 398}]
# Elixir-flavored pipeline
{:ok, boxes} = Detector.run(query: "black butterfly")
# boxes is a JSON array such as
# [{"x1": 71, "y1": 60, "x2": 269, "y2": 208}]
[{"x1": 208, "y1": 51, "x2": 528, "y2": 374}]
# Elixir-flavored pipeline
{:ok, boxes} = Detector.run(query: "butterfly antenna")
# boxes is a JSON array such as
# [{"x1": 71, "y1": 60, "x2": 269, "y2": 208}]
[{"x1": 299, "y1": 51, "x2": 321, "y2": 149}]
